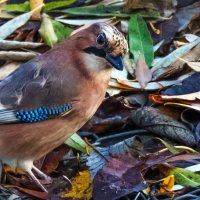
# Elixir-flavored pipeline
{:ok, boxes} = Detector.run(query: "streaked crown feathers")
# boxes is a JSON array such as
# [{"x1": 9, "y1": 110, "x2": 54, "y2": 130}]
[{"x1": 99, "y1": 23, "x2": 128, "y2": 57}]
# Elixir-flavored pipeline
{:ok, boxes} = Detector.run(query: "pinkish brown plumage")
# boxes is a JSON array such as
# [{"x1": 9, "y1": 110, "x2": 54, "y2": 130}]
[{"x1": 0, "y1": 23, "x2": 128, "y2": 192}]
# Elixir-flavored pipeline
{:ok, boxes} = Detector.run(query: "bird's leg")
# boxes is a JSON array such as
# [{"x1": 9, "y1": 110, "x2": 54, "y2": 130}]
[
  {"x1": 32, "y1": 165, "x2": 52, "y2": 184},
  {"x1": 27, "y1": 169, "x2": 48, "y2": 193}
]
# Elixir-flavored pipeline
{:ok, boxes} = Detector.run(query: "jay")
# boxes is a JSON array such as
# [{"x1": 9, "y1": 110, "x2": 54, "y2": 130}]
[{"x1": 0, "y1": 23, "x2": 128, "y2": 192}]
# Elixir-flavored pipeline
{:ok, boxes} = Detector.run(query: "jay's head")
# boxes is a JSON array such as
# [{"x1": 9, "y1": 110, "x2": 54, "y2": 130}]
[{"x1": 71, "y1": 23, "x2": 128, "y2": 71}]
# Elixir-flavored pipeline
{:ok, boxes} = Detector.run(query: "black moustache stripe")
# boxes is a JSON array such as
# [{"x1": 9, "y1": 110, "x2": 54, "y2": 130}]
[{"x1": 84, "y1": 47, "x2": 106, "y2": 58}]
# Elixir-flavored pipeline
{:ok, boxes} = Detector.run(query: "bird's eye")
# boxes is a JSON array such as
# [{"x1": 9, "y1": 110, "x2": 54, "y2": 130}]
[{"x1": 96, "y1": 33, "x2": 107, "y2": 46}]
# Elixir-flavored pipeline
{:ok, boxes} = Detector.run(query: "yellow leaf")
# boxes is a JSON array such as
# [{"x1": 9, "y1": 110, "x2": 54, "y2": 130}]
[
  {"x1": 29, "y1": 0, "x2": 44, "y2": 19},
  {"x1": 62, "y1": 170, "x2": 92, "y2": 200},
  {"x1": 160, "y1": 175, "x2": 175, "y2": 193},
  {"x1": 4, "y1": 165, "x2": 25, "y2": 175}
]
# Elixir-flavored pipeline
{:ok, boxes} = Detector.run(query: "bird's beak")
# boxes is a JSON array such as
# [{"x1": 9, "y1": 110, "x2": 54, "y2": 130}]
[{"x1": 105, "y1": 54, "x2": 124, "y2": 71}]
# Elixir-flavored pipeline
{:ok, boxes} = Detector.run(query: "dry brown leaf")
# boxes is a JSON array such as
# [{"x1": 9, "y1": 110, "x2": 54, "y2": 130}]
[
  {"x1": 5, "y1": 185, "x2": 47, "y2": 199},
  {"x1": 152, "y1": 43, "x2": 200, "y2": 81},
  {"x1": 131, "y1": 107, "x2": 196, "y2": 146},
  {"x1": 150, "y1": 92, "x2": 200, "y2": 111},
  {"x1": 187, "y1": 62, "x2": 200, "y2": 71},
  {"x1": 135, "y1": 54, "x2": 152, "y2": 88},
  {"x1": 165, "y1": 102, "x2": 200, "y2": 112},
  {"x1": 117, "y1": 79, "x2": 181, "y2": 91},
  {"x1": 157, "y1": 91, "x2": 200, "y2": 101},
  {"x1": 172, "y1": 43, "x2": 200, "y2": 69},
  {"x1": 0, "y1": 62, "x2": 21, "y2": 80},
  {"x1": 177, "y1": 56, "x2": 200, "y2": 71}
]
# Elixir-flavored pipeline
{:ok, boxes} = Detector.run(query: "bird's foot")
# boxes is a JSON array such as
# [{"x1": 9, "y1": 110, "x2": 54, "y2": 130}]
[
  {"x1": 33, "y1": 165, "x2": 52, "y2": 185},
  {"x1": 27, "y1": 166, "x2": 52, "y2": 193}
]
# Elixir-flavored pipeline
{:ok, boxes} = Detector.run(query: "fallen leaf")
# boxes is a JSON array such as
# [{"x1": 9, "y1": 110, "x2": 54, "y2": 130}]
[
  {"x1": 160, "y1": 175, "x2": 175, "y2": 193},
  {"x1": 165, "y1": 154, "x2": 200, "y2": 163},
  {"x1": 65, "y1": 133, "x2": 91, "y2": 153},
  {"x1": 0, "y1": 51, "x2": 37, "y2": 61},
  {"x1": 150, "y1": 16, "x2": 180, "y2": 50},
  {"x1": 131, "y1": 107, "x2": 196, "y2": 146},
  {"x1": 61, "y1": 170, "x2": 92, "y2": 200},
  {"x1": 162, "y1": 72, "x2": 200, "y2": 96},
  {"x1": 86, "y1": 136, "x2": 145, "y2": 179},
  {"x1": 93, "y1": 163, "x2": 147, "y2": 200},
  {"x1": 187, "y1": 62, "x2": 200, "y2": 71},
  {"x1": 39, "y1": 14, "x2": 58, "y2": 47},
  {"x1": 30, "y1": 0, "x2": 44, "y2": 19},
  {"x1": 0, "y1": 62, "x2": 21, "y2": 80},
  {"x1": 62, "y1": 3, "x2": 160, "y2": 18},
  {"x1": 152, "y1": 37, "x2": 200, "y2": 72},
  {"x1": 151, "y1": 99, "x2": 200, "y2": 112},
  {"x1": 152, "y1": 43, "x2": 200, "y2": 80},
  {"x1": 0, "y1": 4, "x2": 44, "y2": 40},
  {"x1": 176, "y1": 56, "x2": 200, "y2": 71},
  {"x1": 5, "y1": 185, "x2": 48, "y2": 199},
  {"x1": 0, "y1": 40, "x2": 43, "y2": 50},
  {"x1": 156, "y1": 138, "x2": 181, "y2": 154},
  {"x1": 3, "y1": 2, "x2": 30, "y2": 12},
  {"x1": 52, "y1": 20, "x2": 72, "y2": 42},
  {"x1": 135, "y1": 53, "x2": 152, "y2": 88},
  {"x1": 175, "y1": 1, "x2": 200, "y2": 32},
  {"x1": 55, "y1": 18, "x2": 110, "y2": 26},
  {"x1": 154, "y1": 92, "x2": 200, "y2": 101},
  {"x1": 129, "y1": 15, "x2": 154, "y2": 66},
  {"x1": 184, "y1": 34, "x2": 199, "y2": 42},
  {"x1": 125, "y1": 0, "x2": 177, "y2": 17},
  {"x1": 113, "y1": 78, "x2": 182, "y2": 91},
  {"x1": 41, "y1": 145, "x2": 69, "y2": 174},
  {"x1": 43, "y1": 0, "x2": 76, "y2": 12},
  {"x1": 118, "y1": 93, "x2": 148, "y2": 107},
  {"x1": 172, "y1": 163, "x2": 200, "y2": 191},
  {"x1": 161, "y1": 165, "x2": 200, "y2": 187}
]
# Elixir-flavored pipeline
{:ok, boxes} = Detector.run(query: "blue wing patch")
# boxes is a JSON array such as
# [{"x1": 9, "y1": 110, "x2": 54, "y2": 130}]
[{"x1": 0, "y1": 104, "x2": 72, "y2": 124}]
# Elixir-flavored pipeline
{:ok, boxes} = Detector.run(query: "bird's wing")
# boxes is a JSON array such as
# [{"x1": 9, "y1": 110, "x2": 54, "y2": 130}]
[{"x1": 0, "y1": 51, "x2": 78, "y2": 124}]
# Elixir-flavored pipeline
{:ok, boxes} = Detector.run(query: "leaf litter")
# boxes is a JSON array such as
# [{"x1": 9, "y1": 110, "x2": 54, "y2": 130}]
[{"x1": 1, "y1": 0, "x2": 200, "y2": 199}]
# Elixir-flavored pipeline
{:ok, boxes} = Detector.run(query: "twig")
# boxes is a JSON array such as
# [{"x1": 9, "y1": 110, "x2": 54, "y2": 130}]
[{"x1": 84, "y1": 137, "x2": 109, "y2": 162}]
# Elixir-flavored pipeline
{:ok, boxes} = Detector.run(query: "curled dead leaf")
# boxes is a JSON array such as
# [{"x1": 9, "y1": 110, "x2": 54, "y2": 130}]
[
  {"x1": 131, "y1": 107, "x2": 196, "y2": 146},
  {"x1": 135, "y1": 54, "x2": 152, "y2": 88}
]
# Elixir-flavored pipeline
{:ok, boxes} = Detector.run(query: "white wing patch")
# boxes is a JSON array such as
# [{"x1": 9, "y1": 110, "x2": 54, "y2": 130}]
[{"x1": 0, "y1": 104, "x2": 18, "y2": 123}]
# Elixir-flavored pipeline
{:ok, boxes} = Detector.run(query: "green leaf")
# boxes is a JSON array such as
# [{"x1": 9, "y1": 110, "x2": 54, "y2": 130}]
[
  {"x1": 0, "y1": 4, "x2": 43, "y2": 40},
  {"x1": 156, "y1": 138, "x2": 180, "y2": 154},
  {"x1": 128, "y1": 15, "x2": 154, "y2": 66},
  {"x1": 65, "y1": 133, "x2": 91, "y2": 153},
  {"x1": 169, "y1": 167, "x2": 200, "y2": 187},
  {"x1": 62, "y1": 4, "x2": 160, "y2": 18},
  {"x1": 44, "y1": 0, "x2": 76, "y2": 12},
  {"x1": 39, "y1": 14, "x2": 57, "y2": 47},
  {"x1": 62, "y1": 4, "x2": 126, "y2": 17},
  {"x1": 3, "y1": 2, "x2": 30, "y2": 13},
  {"x1": 52, "y1": 20, "x2": 72, "y2": 42}
]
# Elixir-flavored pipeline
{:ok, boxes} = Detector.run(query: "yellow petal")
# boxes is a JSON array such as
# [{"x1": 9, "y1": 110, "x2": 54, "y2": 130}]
[{"x1": 160, "y1": 175, "x2": 175, "y2": 193}]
